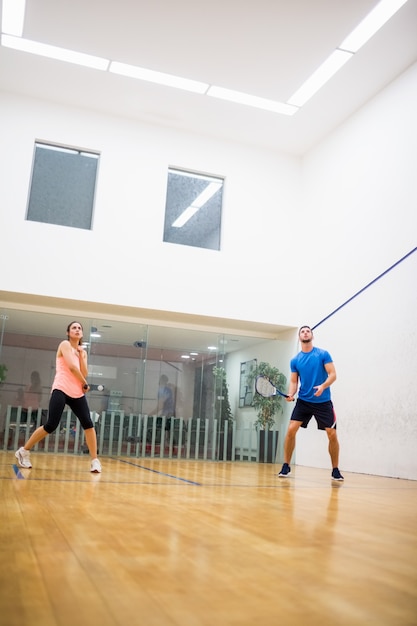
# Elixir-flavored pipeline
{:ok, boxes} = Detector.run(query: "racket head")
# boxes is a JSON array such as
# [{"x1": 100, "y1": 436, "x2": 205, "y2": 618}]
[{"x1": 255, "y1": 376, "x2": 277, "y2": 397}]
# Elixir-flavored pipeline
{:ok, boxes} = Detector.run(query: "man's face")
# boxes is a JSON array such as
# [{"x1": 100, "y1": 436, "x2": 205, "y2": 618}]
[{"x1": 299, "y1": 327, "x2": 313, "y2": 343}]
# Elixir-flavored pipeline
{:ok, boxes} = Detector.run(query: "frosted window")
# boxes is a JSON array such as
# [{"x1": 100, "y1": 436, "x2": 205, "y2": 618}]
[
  {"x1": 164, "y1": 168, "x2": 224, "y2": 250},
  {"x1": 27, "y1": 142, "x2": 99, "y2": 230}
]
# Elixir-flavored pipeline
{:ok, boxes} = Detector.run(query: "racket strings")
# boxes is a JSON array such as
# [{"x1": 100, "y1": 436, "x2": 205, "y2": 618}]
[{"x1": 256, "y1": 377, "x2": 275, "y2": 397}]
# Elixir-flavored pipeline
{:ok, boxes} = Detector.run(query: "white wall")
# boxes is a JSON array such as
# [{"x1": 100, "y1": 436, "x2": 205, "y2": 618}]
[
  {"x1": 296, "y1": 251, "x2": 417, "y2": 479},
  {"x1": 297, "y1": 62, "x2": 417, "y2": 327},
  {"x1": 1, "y1": 60, "x2": 416, "y2": 478},
  {"x1": 0, "y1": 92, "x2": 300, "y2": 326},
  {"x1": 295, "y1": 61, "x2": 417, "y2": 479}
]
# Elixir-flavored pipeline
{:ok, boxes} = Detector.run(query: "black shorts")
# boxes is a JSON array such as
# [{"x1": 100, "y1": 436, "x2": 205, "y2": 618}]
[
  {"x1": 44, "y1": 389, "x2": 94, "y2": 434},
  {"x1": 291, "y1": 398, "x2": 336, "y2": 430}
]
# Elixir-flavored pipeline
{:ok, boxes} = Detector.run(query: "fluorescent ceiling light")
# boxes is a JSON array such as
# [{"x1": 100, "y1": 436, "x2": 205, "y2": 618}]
[
  {"x1": 287, "y1": 0, "x2": 409, "y2": 107},
  {"x1": 0, "y1": 0, "x2": 409, "y2": 115},
  {"x1": 340, "y1": 0, "x2": 409, "y2": 53},
  {"x1": 172, "y1": 182, "x2": 222, "y2": 228},
  {"x1": 110, "y1": 61, "x2": 209, "y2": 94},
  {"x1": 172, "y1": 205, "x2": 199, "y2": 227},
  {"x1": 1, "y1": 34, "x2": 110, "y2": 70},
  {"x1": 191, "y1": 182, "x2": 222, "y2": 208},
  {"x1": 1, "y1": 0, "x2": 26, "y2": 36},
  {"x1": 207, "y1": 85, "x2": 298, "y2": 116},
  {"x1": 287, "y1": 49, "x2": 352, "y2": 107}
]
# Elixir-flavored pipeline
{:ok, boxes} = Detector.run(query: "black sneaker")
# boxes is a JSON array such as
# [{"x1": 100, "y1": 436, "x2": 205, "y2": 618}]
[
  {"x1": 331, "y1": 467, "x2": 344, "y2": 481},
  {"x1": 278, "y1": 463, "x2": 291, "y2": 477}
]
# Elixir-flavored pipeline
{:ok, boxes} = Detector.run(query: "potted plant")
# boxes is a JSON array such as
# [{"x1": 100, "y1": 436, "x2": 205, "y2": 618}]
[
  {"x1": 247, "y1": 361, "x2": 287, "y2": 462},
  {"x1": 213, "y1": 365, "x2": 234, "y2": 460},
  {"x1": 0, "y1": 364, "x2": 7, "y2": 384}
]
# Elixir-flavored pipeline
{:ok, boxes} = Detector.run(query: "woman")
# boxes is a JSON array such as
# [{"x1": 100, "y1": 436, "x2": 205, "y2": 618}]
[{"x1": 15, "y1": 321, "x2": 102, "y2": 473}]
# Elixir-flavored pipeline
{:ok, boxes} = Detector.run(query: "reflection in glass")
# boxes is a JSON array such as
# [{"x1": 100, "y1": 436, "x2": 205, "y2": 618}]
[{"x1": 0, "y1": 308, "x2": 265, "y2": 460}]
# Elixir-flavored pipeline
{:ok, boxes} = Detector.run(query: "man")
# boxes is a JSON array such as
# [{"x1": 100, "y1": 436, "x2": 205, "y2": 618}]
[
  {"x1": 153, "y1": 374, "x2": 175, "y2": 417},
  {"x1": 278, "y1": 325, "x2": 344, "y2": 481}
]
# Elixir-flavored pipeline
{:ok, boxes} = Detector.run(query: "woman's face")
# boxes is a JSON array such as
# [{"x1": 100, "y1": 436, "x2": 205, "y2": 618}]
[{"x1": 67, "y1": 322, "x2": 83, "y2": 342}]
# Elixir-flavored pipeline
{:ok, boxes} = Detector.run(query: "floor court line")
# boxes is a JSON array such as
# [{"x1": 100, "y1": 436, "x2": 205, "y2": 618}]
[
  {"x1": 12, "y1": 464, "x2": 25, "y2": 479},
  {"x1": 116, "y1": 457, "x2": 202, "y2": 485},
  {"x1": 6, "y1": 471, "x2": 414, "y2": 491},
  {"x1": 5, "y1": 455, "x2": 416, "y2": 491},
  {"x1": 7, "y1": 457, "x2": 302, "y2": 488},
  {"x1": 6, "y1": 456, "x2": 203, "y2": 486}
]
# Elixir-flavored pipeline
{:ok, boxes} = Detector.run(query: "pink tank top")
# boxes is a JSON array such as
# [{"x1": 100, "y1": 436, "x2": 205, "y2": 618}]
[{"x1": 52, "y1": 354, "x2": 83, "y2": 398}]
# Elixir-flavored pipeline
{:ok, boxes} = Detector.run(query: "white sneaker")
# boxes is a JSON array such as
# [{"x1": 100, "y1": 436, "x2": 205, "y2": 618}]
[
  {"x1": 15, "y1": 447, "x2": 32, "y2": 469},
  {"x1": 90, "y1": 458, "x2": 102, "y2": 473}
]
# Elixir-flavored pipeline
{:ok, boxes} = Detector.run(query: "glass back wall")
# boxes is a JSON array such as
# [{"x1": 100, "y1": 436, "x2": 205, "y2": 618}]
[{"x1": 0, "y1": 308, "x2": 263, "y2": 452}]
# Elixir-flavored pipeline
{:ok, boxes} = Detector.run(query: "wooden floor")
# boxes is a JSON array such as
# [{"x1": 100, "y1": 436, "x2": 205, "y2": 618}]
[{"x1": 1, "y1": 452, "x2": 416, "y2": 626}]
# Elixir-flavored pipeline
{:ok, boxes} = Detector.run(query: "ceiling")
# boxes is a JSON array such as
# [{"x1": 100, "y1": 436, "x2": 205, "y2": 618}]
[{"x1": 1, "y1": 0, "x2": 416, "y2": 156}]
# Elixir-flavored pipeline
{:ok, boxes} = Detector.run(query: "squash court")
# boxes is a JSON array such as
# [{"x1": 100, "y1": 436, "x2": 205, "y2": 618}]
[{"x1": 1, "y1": 451, "x2": 416, "y2": 626}]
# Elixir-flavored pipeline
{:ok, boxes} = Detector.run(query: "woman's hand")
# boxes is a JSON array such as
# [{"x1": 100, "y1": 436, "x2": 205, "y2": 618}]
[{"x1": 77, "y1": 345, "x2": 89, "y2": 377}]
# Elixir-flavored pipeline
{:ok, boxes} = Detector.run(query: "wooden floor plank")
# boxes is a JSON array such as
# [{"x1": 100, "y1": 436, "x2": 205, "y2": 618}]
[{"x1": 1, "y1": 452, "x2": 416, "y2": 625}]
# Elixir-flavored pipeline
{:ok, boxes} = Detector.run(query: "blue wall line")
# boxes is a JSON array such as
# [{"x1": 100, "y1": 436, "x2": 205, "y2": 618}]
[{"x1": 312, "y1": 246, "x2": 417, "y2": 331}]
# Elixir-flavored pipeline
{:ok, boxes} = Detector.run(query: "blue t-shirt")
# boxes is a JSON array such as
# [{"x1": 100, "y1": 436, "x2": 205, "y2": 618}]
[
  {"x1": 158, "y1": 384, "x2": 175, "y2": 416},
  {"x1": 290, "y1": 347, "x2": 333, "y2": 403}
]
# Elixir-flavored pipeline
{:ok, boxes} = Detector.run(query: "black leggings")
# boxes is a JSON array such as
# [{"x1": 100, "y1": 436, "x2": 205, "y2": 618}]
[{"x1": 44, "y1": 389, "x2": 94, "y2": 434}]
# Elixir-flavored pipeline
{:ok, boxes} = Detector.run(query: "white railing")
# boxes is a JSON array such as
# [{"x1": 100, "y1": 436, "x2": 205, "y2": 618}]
[{"x1": 2, "y1": 405, "x2": 279, "y2": 463}]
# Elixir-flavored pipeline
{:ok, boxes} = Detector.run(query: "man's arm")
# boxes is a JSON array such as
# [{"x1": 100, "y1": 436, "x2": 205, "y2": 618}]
[
  {"x1": 313, "y1": 362, "x2": 336, "y2": 397},
  {"x1": 287, "y1": 371, "x2": 299, "y2": 401}
]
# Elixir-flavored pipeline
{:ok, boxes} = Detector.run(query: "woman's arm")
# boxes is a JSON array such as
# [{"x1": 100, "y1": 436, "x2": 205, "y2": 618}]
[
  {"x1": 59, "y1": 340, "x2": 88, "y2": 386},
  {"x1": 77, "y1": 346, "x2": 89, "y2": 378}
]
